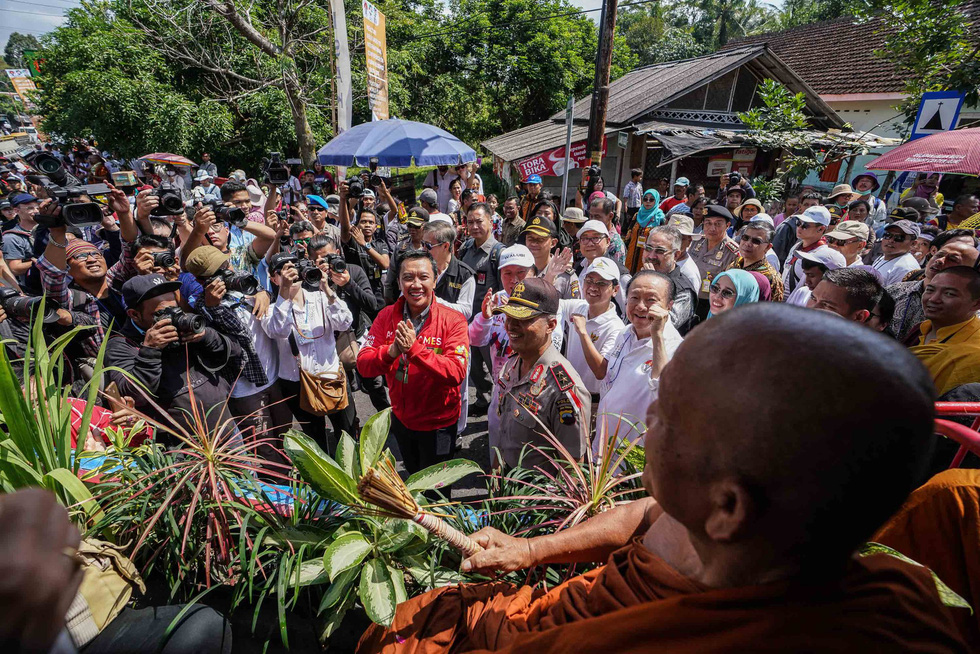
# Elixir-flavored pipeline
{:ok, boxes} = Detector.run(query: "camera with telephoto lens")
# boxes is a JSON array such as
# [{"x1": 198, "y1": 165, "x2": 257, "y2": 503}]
[
  {"x1": 264, "y1": 152, "x2": 290, "y2": 186},
  {"x1": 270, "y1": 254, "x2": 322, "y2": 289},
  {"x1": 152, "y1": 182, "x2": 185, "y2": 216},
  {"x1": 324, "y1": 253, "x2": 347, "y2": 274},
  {"x1": 201, "y1": 199, "x2": 247, "y2": 228},
  {"x1": 368, "y1": 157, "x2": 382, "y2": 187},
  {"x1": 152, "y1": 251, "x2": 176, "y2": 269},
  {"x1": 24, "y1": 153, "x2": 110, "y2": 228},
  {"x1": 211, "y1": 267, "x2": 259, "y2": 296},
  {"x1": 347, "y1": 176, "x2": 364, "y2": 199},
  {"x1": 153, "y1": 305, "x2": 205, "y2": 338},
  {"x1": 0, "y1": 287, "x2": 59, "y2": 324}
]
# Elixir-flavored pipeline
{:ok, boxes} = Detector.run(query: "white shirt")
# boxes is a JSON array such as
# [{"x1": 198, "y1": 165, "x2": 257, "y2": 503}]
[
  {"x1": 435, "y1": 269, "x2": 475, "y2": 321},
  {"x1": 229, "y1": 297, "x2": 279, "y2": 398},
  {"x1": 765, "y1": 248, "x2": 780, "y2": 271},
  {"x1": 596, "y1": 322, "x2": 683, "y2": 451},
  {"x1": 422, "y1": 169, "x2": 460, "y2": 213},
  {"x1": 786, "y1": 284, "x2": 811, "y2": 307},
  {"x1": 678, "y1": 255, "x2": 702, "y2": 293},
  {"x1": 577, "y1": 264, "x2": 629, "y2": 315},
  {"x1": 559, "y1": 300, "x2": 626, "y2": 394},
  {"x1": 873, "y1": 252, "x2": 921, "y2": 286},
  {"x1": 264, "y1": 291, "x2": 353, "y2": 381}
]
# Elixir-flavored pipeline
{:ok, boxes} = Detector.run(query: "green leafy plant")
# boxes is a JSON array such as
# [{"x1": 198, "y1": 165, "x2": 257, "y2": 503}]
[
  {"x1": 860, "y1": 542, "x2": 972, "y2": 612},
  {"x1": 284, "y1": 408, "x2": 482, "y2": 634}
]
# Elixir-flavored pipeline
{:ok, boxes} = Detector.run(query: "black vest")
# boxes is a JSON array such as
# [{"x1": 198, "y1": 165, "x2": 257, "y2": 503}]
[{"x1": 435, "y1": 257, "x2": 475, "y2": 305}]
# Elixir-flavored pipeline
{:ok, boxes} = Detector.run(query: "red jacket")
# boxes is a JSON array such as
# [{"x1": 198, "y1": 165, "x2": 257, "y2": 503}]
[{"x1": 357, "y1": 297, "x2": 469, "y2": 431}]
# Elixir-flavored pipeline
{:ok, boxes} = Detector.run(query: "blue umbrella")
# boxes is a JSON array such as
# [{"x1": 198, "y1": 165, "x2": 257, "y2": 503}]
[{"x1": 316, "y1": 118, "x2": 476, "y2": 167}]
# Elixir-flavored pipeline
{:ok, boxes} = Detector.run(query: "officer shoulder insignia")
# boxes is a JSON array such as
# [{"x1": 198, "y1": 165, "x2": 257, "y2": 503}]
[
  {"x1": 557, "y1": 397, "x2": 576, "y2": 425},
  {"x1": 550, "y1": 363, "x2": 574, "y2": 392},
  {"x1": 723, "y1": 239, "x2": 739, "y2": 253}
]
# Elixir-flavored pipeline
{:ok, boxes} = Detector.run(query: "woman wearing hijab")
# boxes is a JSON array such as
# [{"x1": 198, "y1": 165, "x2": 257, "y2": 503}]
[
  {"x1": 706, "y1": 269, "x2": 761, "y2": 318},
  {"x1": 727, "y1": 221, "x2": 784, "y2": 302},
  {"x1": 623, "y1": 189, "x2": 665, "y2": 273},
  {"x1": 747, "y1": 270, "x2": 772, "y2": 301}
]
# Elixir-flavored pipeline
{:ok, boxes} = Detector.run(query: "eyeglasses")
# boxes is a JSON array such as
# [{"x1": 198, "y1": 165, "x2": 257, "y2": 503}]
[
  {"x1": 644, "y1": 247, "x2": 670, "y2": 256},
  {"x1": 739, "y1": 235, "x2": 766, "y2": 246},
  {"x1": 422, "y1": 241, "x2": 443, "y2": 251},
  {"x1": 826, "y1": 236, "x2": 857, "y2": 246},
  {"x1": 882, "y1": 232, "x2": 909, "y2": 242},
  {"x1": 579, "y1": 235, "x2": 607, "y2": 245},
  {"x1": 709, "y1": 284, "x2": 737, "y2": 300},
  {"x1": 69, "y1": 251, "x2": 103, "y2": 263},
  {"x1": 584, "y1": 278, "x2": 613, "y2": 288}
]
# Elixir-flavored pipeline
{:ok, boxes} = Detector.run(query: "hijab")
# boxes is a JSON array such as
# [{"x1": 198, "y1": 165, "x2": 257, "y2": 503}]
[
  {"x1": 636, "y1": 189, "x2": 665, "y2": 229},
  {"x1": 706, "y1": 269, "x2": 761, "y2": 319},
  {"x1": 747, "y1": 271, "x2": 772, "y2": 301}
]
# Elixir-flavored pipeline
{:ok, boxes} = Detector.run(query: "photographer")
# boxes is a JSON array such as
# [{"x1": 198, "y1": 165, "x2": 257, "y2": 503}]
[
  {"x1": 715, "y1": 171, "x2": 756, "y2": 205},
  {"x1": 104, "y1": 274, "x2": 242, "y2": 441},
  {"x1": 339, "y1": 180, "x2": 390, "y2": 297},
  {"x1": 266, "y1": 253, "x2": 355, "y2": 451},
  {"x1": 309, "y1": 233, "x2": 389, "y2": 417},
  {"x1": 180, "y1": 180, "x2": 277, "y2": 282},
  {"x1": 187, "y1": 246, "x2": 286, "y2": 451},
  {"x1": 2, "y1": 192, "x2": 39, "y2": 286}
]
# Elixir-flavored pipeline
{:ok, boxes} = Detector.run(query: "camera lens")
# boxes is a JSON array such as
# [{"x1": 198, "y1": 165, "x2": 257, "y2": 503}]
[
  {"x1": 62, "y1": 203, "x2": 103, "y2": 228},
  {"x1": 329, "y1": 256, "x2": 347, "y2": 274},
  {"x1": 153, "y1": 252, "x2": 176, "y2": 268},
  {"x1": 348, "y1": 179, "x2": 364, "y2": 198},
  {"x1": 221, "y1": 270, "x2": 259, "y2": 296},
  {"x1": 176, "y1": 312, "x2": 205, "y2": 336}
]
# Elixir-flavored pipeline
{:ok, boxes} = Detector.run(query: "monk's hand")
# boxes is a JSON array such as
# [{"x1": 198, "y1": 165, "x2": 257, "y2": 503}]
[{"x1": 461, "y1": 527, "x2": 533, "y2": 574}]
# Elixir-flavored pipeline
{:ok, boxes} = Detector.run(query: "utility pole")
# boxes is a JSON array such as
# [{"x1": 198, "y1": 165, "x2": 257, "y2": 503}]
[{"x1": 585, "y1": 0, "x2": 620, "y2": 170}]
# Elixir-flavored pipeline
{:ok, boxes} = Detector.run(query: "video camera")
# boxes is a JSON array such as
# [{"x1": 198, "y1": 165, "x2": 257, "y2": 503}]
[
  {"x1": 24, "y1": 152, "x2": 110, "y2": 228},
  {"x1": 264, "y1": 152, "x2": 290, "y2": 186},
  {"x1": 0, "y1": 287, "x2": 59, "y2": 324},
  {"x1": 201, "y1": 199, "x2": 248, "y2": 228}
]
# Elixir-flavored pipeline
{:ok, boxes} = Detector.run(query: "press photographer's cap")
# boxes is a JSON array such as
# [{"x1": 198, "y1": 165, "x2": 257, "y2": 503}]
[
  {"x1": 122, "y1": 274, "x2": 182, "y2": 308},
  {"x1": 185, "y1": 245, "x2": 229, "y2": 277}
]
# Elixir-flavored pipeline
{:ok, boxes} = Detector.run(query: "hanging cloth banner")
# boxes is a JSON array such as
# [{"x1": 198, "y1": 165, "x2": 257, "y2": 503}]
[
  {"x1": 329, "y1": 0, "x2": 353, "y2": 135},
  {"x1": 362, "y1": 0, "x2": 390, "y2": 121}
]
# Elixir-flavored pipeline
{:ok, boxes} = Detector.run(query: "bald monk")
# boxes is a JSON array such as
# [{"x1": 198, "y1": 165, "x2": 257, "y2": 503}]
[{"x1": 360, "y1": 304, "x2": 966, "y2": 653}]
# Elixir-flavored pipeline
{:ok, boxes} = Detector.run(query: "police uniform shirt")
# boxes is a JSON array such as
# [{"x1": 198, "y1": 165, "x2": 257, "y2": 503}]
[
  {"x1": 459, "y1": 236, "x2": 502, "y2": 318},
  {"x1": 496, "y1": 345, "x2": 591, "y2": 469},
  {"x1": 690, "y1": 236, "x2": 739, "y2": 298}
]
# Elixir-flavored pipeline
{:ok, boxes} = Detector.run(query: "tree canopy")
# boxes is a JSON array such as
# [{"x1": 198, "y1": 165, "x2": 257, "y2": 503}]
[{"x1": 3, "y1": 32, "x2": 40, "y2": 68}]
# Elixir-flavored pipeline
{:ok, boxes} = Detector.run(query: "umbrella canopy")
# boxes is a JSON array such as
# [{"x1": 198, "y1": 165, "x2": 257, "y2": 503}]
[
  {"x1": 317, "y1": 119, "x2": 476, "y2": 167},
  {"x1": 866, "y1": 127, "x2": 980, "y2": 175},
  {"x1": 140, "y1": 152, "x2": 196, "y2": 167}
]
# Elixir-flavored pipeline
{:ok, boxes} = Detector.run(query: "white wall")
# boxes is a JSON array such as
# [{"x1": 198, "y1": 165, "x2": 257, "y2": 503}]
[{"x1": 825, "y1": 98, "x2": 908, "y2": 139}]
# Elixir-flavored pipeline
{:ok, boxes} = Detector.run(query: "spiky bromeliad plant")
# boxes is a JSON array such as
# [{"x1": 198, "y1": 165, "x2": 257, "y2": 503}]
[{"x1": 284, "y1": 408, "x2": 483, "y2": 635}]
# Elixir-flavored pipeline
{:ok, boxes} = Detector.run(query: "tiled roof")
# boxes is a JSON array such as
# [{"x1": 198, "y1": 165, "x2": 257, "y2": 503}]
[{"x1": 728, "y1": 5, "x2": 980, "y2": 96}]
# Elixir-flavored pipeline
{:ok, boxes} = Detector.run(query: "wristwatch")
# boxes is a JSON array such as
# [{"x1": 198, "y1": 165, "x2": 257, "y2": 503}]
[{"x1": 363, "y1": 242, "x2": 373, "y2": 251}]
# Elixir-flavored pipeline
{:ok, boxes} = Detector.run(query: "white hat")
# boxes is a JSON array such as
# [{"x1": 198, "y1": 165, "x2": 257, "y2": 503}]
[
  {"x1": 748, "y1": 213, "x2": 774, "y2": 227},
  {"x1": 584, "y1": 257, "x2": 619, "y2": 282},
  {"x1": 246, "y1": 183, "x2": 265, "y2": 207},
  {"x1": 428, "y1": 212, "x2": 453, "y2": 225},
  {"x1": 362, "y1": 189, "x2": 376, "y2": 199},
  {"x1": 796, "y1": 205, "x2": 831, "y2": 226},
  {"x1": 578, "y1": 219, "x2": 610, "y2": 237},
  {"x1": 498, "y1": 244, "x2": 534, "y2": 269},
  {"x1": 796, "y1": 245, "x2": 846, "y2": 270},
  {"x1": 194, "y1": 169, "x2": 213, "y2": 181},
  {"x1": 666, "y1": 214, "x2": 696, "y2": 236}
]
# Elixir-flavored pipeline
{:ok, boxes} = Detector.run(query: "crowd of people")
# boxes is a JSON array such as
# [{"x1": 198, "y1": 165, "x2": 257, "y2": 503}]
[
  {"x1": 0, "y1": 146, "x2": 979, "y2": 476},
  {"x1": 0, "y1": 141, "x2": 979, "y2": 651}
]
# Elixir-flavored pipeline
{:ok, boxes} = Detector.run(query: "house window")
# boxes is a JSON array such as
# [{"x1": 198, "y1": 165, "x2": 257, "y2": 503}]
[
  {"x1": 731, "y1": 69, "x2": 757, "y2": 112},
  {"x1": 665, "y1": 85, "x2": 707, "y2": 110},
  {"x1": 704, "y1": 69, "x2": 738, "y2": 111}
]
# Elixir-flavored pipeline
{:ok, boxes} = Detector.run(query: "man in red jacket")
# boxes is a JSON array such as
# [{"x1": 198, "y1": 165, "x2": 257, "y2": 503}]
[{"x1": 357, "y1": 251, "x2": 469, "y2": 473}]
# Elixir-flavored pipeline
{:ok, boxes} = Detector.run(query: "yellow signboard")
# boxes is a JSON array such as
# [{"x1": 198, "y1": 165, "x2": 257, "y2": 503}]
[
  {"x1": 4, "y1": 69, "x2": 36, "y2": 107},
  {"x1": 362, "y1": 0, "x2": 390, "y2": 121}
]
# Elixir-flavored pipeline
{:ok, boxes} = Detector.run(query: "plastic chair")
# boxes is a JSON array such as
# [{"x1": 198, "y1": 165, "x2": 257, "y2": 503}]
[{"x1": 934, "y1": 402, "x2": 980, "y2": 468}]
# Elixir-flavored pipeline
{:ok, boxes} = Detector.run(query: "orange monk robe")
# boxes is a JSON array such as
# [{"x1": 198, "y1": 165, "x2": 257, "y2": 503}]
[
  {"x1": 875, "y1": 468, "x2": 980, "y2": 649},
  {"x1": 910, "y1": 316, "x2": 980, "y2": 396},
  {"x1": 358, "y1": 540, "x2": 966, "y2": 654}
]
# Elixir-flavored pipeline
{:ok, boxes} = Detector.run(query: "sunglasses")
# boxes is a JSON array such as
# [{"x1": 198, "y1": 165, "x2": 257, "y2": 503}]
[
  {"x1": 309, "y1": 205, "x2": 327, "y2": 212},
  {"x1": 826, "y1": 236, "x2": 857, "y2": 246},
  {"x1": 293, "y1": 237, "x2": 312, "y2": 245},
  {"x1": 709, "y1": 284, "x2": 737, "y2": 299},
  {"x1": 642, "y1": 197, "x2": 656, "y2": 203},
  {"x1": 739, "y1": 235, "x2": 766, "y2": 246},
  {"x1": 798, "y1": 222, "x2": 820, "y2": 230},
  {"x1": 422, "y1": 241, "x2": 443, "y2": 251},
  {"x1": 882, "y1": 232, "x2": 909, "y2": 242},
  {"x1": 644, "y1": 246, "x2": 670, "y2": 256}
]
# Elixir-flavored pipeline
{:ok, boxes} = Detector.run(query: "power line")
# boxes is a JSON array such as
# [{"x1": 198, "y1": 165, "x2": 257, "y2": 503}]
[
  {"x1": 408, "y1": 0, "x2": 659, "y2": 41},
  {"x1": 0, "y1": 7, "x2": 67, "y2": 17},
  {"x1": 0, "y1": 25, "x2": 51, "y2": 34},
  {"x1": 2, "y1": 0, "x2": 79, "y2": 11}
]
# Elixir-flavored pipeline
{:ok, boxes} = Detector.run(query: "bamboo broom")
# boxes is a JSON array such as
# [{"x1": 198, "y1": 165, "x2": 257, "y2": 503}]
[{"x1": 357, "y1": 458, "x2": 483, "y2": 557}]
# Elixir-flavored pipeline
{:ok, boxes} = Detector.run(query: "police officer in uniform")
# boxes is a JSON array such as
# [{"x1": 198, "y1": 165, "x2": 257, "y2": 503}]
[
  {"x1": 384, "y1": 207, "x2": 428, "y2": 304},
  {"x1": 494, "y1": 278, "x2": 591, "y2": 470},
  {"x1": 689, "y1": 204, "x2": 739, "y2": 320}
]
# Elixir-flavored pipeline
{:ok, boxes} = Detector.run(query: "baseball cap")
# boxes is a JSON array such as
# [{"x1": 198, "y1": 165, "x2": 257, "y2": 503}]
[
  {"x1": 825, "y1": 220, "x2": 870, "y2": 241},
  {"x1": 584, "y1": 257, "x2": 619, "y2": 282},
  {"x1": 667, "y1": 214, "x2": 696, "y2": 236},
  {"x1": 9, "y1": 192, "x2": 37, "y2": 206},
  {"x1": 726, "y1": 186, "x2": 746, "y2": 198},
  {"x1": 419, "y1": 188, "x2": 438, "y2": 206},
  {"x1": 704, "y1": 204, "x2": 734, "y2": 222},
  {"x1": 498, "y1": 244, "x2": 534, "y2": 269},
  {"x1": 493, "y1": 277, "x2": 559, "y2": 320},
  {"x1": 525, "y1": 174, "x2": 542, "y2": 185},
  {"x1": 900, "y1": 197, "x2": 935, "y2": 217},
  {"x1": 885, "y1": 219, "x2": 921, "y2": 237},
  {"x1": 122, "y1": 274, "x2": 182, "y2": 308},
  {"x1": 578, "y1": 219, "x2": 609, "y2": 237},
  {"x1": 0, "y1": 200, "x2": 10, "y2": 210},
  {"x1": 796, "y1": 205, "x2": 831, "y2": 226},
  {"x1": 796, "y1": 245, "x2": 846, "y2": 270},
  {"x1": 406, "y1": 206, "x2": 429, "y2": 227},
  {"x1": 362, "y1": 189, "x2": 376, "y2": 199},
  {"x1": 185, "y1": 245, "x2": 230, "y2": 277},
  {"x1": 889, "y1": 206, "x2": 921, "y2": 223},
  {"x1": 748, "y1": 213, "x2": 774, "y2": 227},
  {"x1": 674, "y1": 177, "x2": 690, "y2": 187},
  {"x1": 522, "y1": 215, "x2": 558, "y2": 238},
  {"x1": 562, "y1": 207, "x2": 586, "y2": 224},
  {"x1": 325, "y1": 194, "x2": 341, "y2": 209},
  {"x1": 428, "y1": 212, "x2": 453, "y2": 225}
]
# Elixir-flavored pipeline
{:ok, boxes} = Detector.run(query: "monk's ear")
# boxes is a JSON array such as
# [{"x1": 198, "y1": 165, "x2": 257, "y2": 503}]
[{"x1": 703, "y1": 478, "x2": 754, "y2": 543}]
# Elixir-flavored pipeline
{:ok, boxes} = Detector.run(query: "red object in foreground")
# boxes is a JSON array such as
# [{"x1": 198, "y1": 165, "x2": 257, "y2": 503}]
[
  {"x1": 867, "y1": 127, "x2": 980, "y2": 175},
  {"x1": 934, "y1": 402, "x2": 980, "y2": 468}
]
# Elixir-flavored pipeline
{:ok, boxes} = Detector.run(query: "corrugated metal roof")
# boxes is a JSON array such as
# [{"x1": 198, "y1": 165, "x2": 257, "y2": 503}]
[
  {"x1": 481, "y1": 120, "x2": 616, "y2": 164},
  {"x1": 553, "y1": 45, "x2": 765, "y2": 125}
]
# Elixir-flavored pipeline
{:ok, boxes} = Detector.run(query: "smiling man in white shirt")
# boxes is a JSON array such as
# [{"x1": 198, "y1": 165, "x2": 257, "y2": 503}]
[{"x1": 873, "y1": 217, "x2": 922, "y2": 286}]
